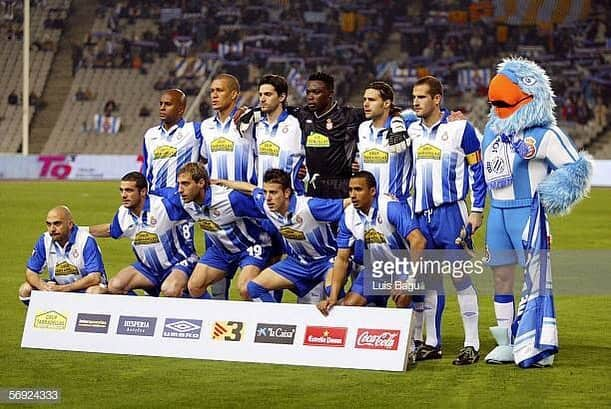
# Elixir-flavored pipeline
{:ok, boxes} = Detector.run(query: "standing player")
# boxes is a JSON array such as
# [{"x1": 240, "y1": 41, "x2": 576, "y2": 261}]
[
  {"x1": 216, "y1": 168, "x2": 350, "y2": 301},
  {"x1": 318, "y1": 171, "x2": 426, "y2": 314},
  {"x1": 89, "y1": 172, "x2": 198, "y2": 297},
  {"x1": 19, "y1": 206, "x2": 107, "y2": 305},
  {"x1": 408, "y1": 76, "x2": 486, "y2": 365}
]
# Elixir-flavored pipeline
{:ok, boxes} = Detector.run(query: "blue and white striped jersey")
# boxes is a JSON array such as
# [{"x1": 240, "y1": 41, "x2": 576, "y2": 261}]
[
  {"x1": 27, "y1": 226, "x2": 107, "y2": 285},
  {"x1": 482, "y1": 125, "x2": 580, "y2": 208},
  {"x1": 167, "y1": 185, "x2": 270, "y2": 254},
  {"x1": 200, "y1": 109, "x2": 257, "y2": 184},
  {"x1": 337, "y1": 194, "x2": 418, "y2": 266},
  {"x1": 252, "y1": 187, "x2": 342, "y2": 264},
  {"x1": 141, "y1": 119, "x2": 203, "y2": 193},
  {"x1": 254, "y1": 110, "x2": 305, "y2": 194},
  {"x1": 357, "y1": 116, "x2": 413, "y2": 201},
  {"x1": 110, "y1": 194, "x2": 197, "y2": 272},
  {"x1": 409, "y1": 112, "x2": 486, "y2": 213}
]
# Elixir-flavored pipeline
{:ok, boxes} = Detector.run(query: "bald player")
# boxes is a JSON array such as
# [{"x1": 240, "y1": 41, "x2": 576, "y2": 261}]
[{"x1": 19, "y1": 206, "x2": 108, "y2": 305}]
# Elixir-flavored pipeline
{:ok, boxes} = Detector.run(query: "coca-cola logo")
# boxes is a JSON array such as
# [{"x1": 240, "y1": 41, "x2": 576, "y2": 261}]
[{"x1": 354, "y1": 328, "x2": 400, "y2": 350}]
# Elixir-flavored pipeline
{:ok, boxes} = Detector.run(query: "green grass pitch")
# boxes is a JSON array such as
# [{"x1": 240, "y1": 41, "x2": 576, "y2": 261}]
[{"x1": 0, "y1": 182, "x2": 609, "y2": 408}]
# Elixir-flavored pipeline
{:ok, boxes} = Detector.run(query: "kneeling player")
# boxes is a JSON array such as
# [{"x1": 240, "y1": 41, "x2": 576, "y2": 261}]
[
  {"x1": 19, "y1": 206, "x2": 107, "y2": 305},
  {"x1": 318, "y1": 171, "x2": 426, "y2": 315}
]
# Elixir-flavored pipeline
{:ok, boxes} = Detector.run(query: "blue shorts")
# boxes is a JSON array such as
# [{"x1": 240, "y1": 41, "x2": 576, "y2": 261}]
[
  {"x1": 486, "y1": 206, "x2": 531, "y2": 267},
  {"x1": 350, "y1": 270, "x2": 388, "y2": 307},
  {"x1": 199, "y1": 243, "x2": 270, "y2": 278},
  {"x1": 270, "y1": 257, "x2": 332, "y2": 298},
  {"x1": 416, "y1": 200, "x2": 468, "y2": 250},
  {"x1": 132, "y1": 256, "x2": 196, "y2": 290}
]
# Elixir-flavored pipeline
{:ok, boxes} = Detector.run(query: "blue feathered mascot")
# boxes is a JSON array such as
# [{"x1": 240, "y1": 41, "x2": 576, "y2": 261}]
[{"x1": 481, "y1": 57, "x2": 592, "y2": 368}]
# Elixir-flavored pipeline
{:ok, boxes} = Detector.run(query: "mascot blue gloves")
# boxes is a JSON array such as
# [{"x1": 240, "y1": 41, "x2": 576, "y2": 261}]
[{"x1": 482, "y1": 57, "x2": 592, "y2": 368}]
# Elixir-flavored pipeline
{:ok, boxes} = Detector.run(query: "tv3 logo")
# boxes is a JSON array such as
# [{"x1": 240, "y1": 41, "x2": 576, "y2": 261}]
[{"x1": 212, "y1": 321, "x2": 244, "y2": 341}]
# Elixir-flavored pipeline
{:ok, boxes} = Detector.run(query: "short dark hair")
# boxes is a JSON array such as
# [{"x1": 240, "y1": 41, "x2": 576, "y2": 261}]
[
  {"x1": 351, "y1": 170, "x2": 377, "y2": 190},
  {"x1": 178, "y1": 162, "x2": 210, "y2": 186},
  {"x1": 213, "y1": 73, "x2": 241, "y2": 93},
  {"x1": 414, "y1": 76, "x2": 443, "y2": 99},
  {"x1": 308, "y1": 72, "x2": 334, "y2": 92},
  {"x1": 121, "y1": 171, "x2": 148, "y2": 190},
  {"x1": 258, "y1": 75, "x2": 288, "y2": 101},
  {"x1": 263, "y1": 168, "x2": 291, "y2": 191},
  {"x1": 366, "y1": 81, "x2": 394, "y2": 103}
]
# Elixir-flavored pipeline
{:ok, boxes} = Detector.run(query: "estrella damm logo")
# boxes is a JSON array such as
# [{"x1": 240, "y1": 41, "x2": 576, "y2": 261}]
[
  {"x1": 212, "y1": 321, "x2": 244, "y2": 341},
  {"x1": 417, "y1": 144, "x2": 441, "y2": 160},
  {"x1": 34, "y1": 310, "x2": 68, "y2": 330},
  {"x1": 363, "y1": 148, "x2": 389, "y2": 164},
  {"x1": 210, "y1": 137, "x2": 235, "y2": 152},
  {"x1": 153, "y1": 145, "x2": 177, "y2": 159},
  {"x1": 305, "y1": 132, "x2": 330, "y2": 148},
  {"x1": 197, "y1": 219, "x2": 221, "y2": 232},
  {"x1": 54, "y1": 261, "x2": 78, "y2": 276},
  {"x1": 364, "y1": 228, "x2": 386, "y2": 245},
  {"x1": 134, "y1": 231, "x2": 160, "y2": 245},
  {"x1": 279, "y1": 226, "x2": 306, "y2": 240},
  {"x1": 258, "y1": 140, "x2": 280, "y2": 157}
]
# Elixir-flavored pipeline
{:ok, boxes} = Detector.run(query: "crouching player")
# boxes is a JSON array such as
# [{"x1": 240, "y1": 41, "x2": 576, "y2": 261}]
[
  {"x1": 217, "y1": 168, "x2": 350, "y2": 301},
  {"x1": 89, "y1": 172, "x2": 198, "y2": 297},
  {"x1": 318, "y1": 171, "x2": 426, "y2": 315},
  {"x1": 19, "y1": 206, "x2": 107, "y2": 305}
]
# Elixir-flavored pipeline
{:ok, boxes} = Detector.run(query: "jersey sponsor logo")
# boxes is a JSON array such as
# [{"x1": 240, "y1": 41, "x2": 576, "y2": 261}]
[
  {"x1": 117, "y1": 315, "x2": 157, "y2": 336},
  {"x1": 74, "y1": 313, "x2": 110, "y2": 334},
  {"x1": 364, "y1": 228, "x2": 387, "y2": 245},
  {"x1": 134, "y1": 231, "x2": 160, "y2": 245},
  {"x1": 279, "y1": 226, "x2": 306, "y2": 240},
  {"x1": 258, "y1": 140, "x2": 281, "y2": 157},
  {"x1": 54, "y1": 261, "x2": 78, "y2": 276},
  {"x1": 153, "y1": 145, "x2": 178, "y2": 159},
  {"x1": 305, "y1": 132, "x2": 330, "y2": 148},
  {"x1": 254, "y1": 323, "x2": 297, "y2": 344},
  {"x1": 34, "y1": 310, "x2": 68, "y2": 330},
  {"x1": 163, "y1": 318, "x2": 202, "y2": 339},
  {"x1": 522, "y1": 136, "x2": 537, "y2": 159},
  {"x1": 417, "y1": 144, "x2": 442, "y2": 160},
  {"x1": 354, "y1": 328, "x2": 400, "y2": 350},
  {"x1": 363, "y1": 148, "x2": 389, "y2": 164},
  {"x1": 210, "y1": 137, "x2": 235, "y2": 152},
  {"x1": 197, "y1": 219, "x2": 221, "y2": 232},
  {"x1": 212, "y1": 321, "x2": 244, "y2": 341},
  {"x1": 303, "y1": 326, "x2": 347, "y2": 347}
]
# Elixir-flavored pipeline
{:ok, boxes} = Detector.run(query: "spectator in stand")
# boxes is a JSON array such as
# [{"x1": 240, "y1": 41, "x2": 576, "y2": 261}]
[{"x1": 8, "y1": 90, "x2": 18, "y2": 105}]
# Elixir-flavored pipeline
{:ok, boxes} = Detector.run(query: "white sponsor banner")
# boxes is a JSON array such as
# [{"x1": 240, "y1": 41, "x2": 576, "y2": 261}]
[
  {"x1": 591, "y1": 160, "x2": 611, "y2": 187},
  {"x1": 0, "y1": 155, "x2": 142, "y2": 180},
  {"x1": 22, "y1": 292, "x2": 414, "y2": 371}
]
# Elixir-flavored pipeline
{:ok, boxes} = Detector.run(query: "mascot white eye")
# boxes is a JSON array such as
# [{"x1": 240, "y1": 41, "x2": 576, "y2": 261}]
[{"x1": 521, "y1": 76, "x2": 536, "y2": 86}]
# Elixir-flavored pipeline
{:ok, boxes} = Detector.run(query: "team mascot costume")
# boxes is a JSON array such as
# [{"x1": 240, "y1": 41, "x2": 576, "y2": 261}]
[{"x1": 482, "y1": 57, "x2": 592, "y2": 368}]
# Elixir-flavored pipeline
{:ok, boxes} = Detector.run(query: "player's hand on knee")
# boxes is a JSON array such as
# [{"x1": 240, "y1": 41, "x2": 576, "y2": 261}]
[{"x1": 317, "y1": 298, "x2": 337, "y2": 316}]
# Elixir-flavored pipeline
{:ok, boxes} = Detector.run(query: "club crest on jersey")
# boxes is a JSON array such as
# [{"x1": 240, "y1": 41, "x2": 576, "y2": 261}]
[
  {"x1": 210, "y1": 137, "x2": 235, "y2": 152},
  {"x1": 326, "y1": 118, "x2": 333, "y2": 130},
  {"x1": 282, "y1": 125, "x2": 289, "y2": 133},
  {"x1": 54, "y1": 261, "x2": 78, "y2": 275},
  {"x1": 70, "y1": 247, "x2": 79, "y2": 258},
  {"x1": 363, "y1": 148, "x2": 389, "y2": 164},
  {"x1": 258, "y1": 140, "x2": 280, "y2": 157},
  {"x1": 364, "y1": 228, "x2": 386, "y2": 244},
  {"x1": 279, "y1": 226, "x2": 306, "y2": 240},
  {"x1": 153, "y1": 145, "x2": 177, "y2": 159},
  {"x1": 149, "y1": 215, "x2": 157, "y2": 226},
  {"x1": 522, "y1": 136, "x2": 537, "y2": 159},
  {"x1": 134, "y1": 231, "x2": 160, "y2": 245},
  {"x1": 417, "y1": 144, "x2": 442, "y2": 160}
]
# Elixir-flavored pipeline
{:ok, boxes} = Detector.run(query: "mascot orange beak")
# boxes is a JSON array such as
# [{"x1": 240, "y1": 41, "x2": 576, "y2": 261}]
[{"x1": 488, "y1": 74, "x2": 533, "y2": 119}]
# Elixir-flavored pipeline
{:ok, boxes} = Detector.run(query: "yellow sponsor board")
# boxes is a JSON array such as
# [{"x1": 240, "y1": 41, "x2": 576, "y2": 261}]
[
  {"x1": 197, "y1": 219, "x2": 221, "y2": 232},
  {"x1": 34, "y1": 310, "x2": 68, "y2": 330},
  {"x1": 363, "y1": 148, "x2": 389, "y2": 164},
  {"x1": 305, "y1": 132, "x2": 330, "y2": 148},
  {"x1": 364, "y1": 228, "x2": 387, "y2": 245},
  {"x1": 417, "y1": 144, "x2": 442, "y2": 160},
  {"x1": 258, "y1": 140, "x2": 281, "y2": 157},
  {"x1": 279, "y1": 226, "x2": 306, "y2": 240},
  {"x1": 54, "y1": 261, "x2": 78, "y2": 276},
  {"x1": 134, "y1": 231, "x2": 160, "y2": 245},
  {"x1": 210, "y1": 137, "x2": 235, "y2": 152},
  {"x1": 153, "y1": 145, "x2": 178, "y2": 159}
]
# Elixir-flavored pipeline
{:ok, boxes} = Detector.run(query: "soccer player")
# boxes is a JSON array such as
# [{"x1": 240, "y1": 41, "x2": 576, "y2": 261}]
[
  {"x1": 216, "y1": 168, "x2": 350, "y2": 301},
  {"x1": 171, "y1": 163, "x2": 271, "y2": 300},
  {"x1": 19, "y1": 206, "x2": 107, "y2": 305},
  {"x1": 408, "y1": 76, "x2": 486, "y2": 365},
  {"x1": 89, "y1": 172, "x2": 198, "y2": 297},
  {"x1": 318, "y1": 171, "x2": 426, "y2": 315}
]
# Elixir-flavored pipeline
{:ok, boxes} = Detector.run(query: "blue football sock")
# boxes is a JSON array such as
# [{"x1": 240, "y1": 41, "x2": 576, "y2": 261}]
[{"x1": 247, "y1": 281, "x2": 276, "y2": 302}]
